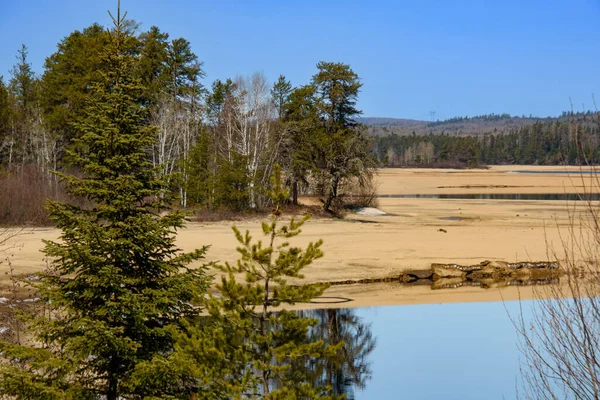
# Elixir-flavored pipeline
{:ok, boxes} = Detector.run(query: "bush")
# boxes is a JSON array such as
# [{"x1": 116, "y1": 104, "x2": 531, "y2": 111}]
[{"x1": 0, "y1": 165, "x2": 85, "y2": 226}]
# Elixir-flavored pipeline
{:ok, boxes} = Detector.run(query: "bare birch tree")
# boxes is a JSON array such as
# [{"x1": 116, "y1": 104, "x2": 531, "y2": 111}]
[{"x1": 227, "y1": 72, "x2": 277, "y2": 208}]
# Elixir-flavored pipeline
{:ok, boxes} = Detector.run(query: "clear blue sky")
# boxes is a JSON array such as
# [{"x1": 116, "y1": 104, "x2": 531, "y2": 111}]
[{"x1": 1, "y1": 0, "x2": 599, "y2": 120}]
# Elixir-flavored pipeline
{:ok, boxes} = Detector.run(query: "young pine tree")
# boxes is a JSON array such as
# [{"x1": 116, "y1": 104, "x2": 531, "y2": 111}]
[
  {"x1": 145, "y1": 165, "x2": 345, "y2": 399},
  {"x1": 0, "y1": 5, "x2": 210, "y2": 400}
]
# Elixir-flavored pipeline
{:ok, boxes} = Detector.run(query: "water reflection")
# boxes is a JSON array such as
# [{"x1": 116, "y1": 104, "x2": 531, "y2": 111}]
[
  {"x1": 378, "y1": 193, "x2": 600, "y2": 200},
  {"x1": 302, "y1": 309, "x2": 376, "y2": 399},
  {"x1": 510, "y1": 169, "x2": 600, "y2": 175},
  {"x1": 273, "y1": 309, "x2": 376, "y2": 398},
  {"x1": 347, "y1": 301, "x2": 530, "y2": 399}
]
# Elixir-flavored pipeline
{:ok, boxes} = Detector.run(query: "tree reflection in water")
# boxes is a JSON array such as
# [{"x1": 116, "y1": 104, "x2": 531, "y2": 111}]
[{"x1": 278, "y1": 308, "x2": 376, "y2": 398}]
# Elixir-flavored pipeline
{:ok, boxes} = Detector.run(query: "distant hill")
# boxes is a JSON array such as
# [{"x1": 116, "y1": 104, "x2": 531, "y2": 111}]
[
  {"x1": 358, "y1": 117, "x2": 426, "y2": 127},
  {"x1": 369, "y1": 111, "x2": 600, "y2": 168},
  {"x1": 359, "y1": 113, "x2": 591, "y2": 137}
]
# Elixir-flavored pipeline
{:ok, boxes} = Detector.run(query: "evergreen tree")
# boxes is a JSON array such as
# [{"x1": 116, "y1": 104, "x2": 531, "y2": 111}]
[
  {"x1": 137, "y1": 26, "x2": 170, "y2": 107},
  {"x1": 0, "y1": 5, "x2": 210, "y2": 399},
  {"x1": 0, "y1": 77, "x2": 11, "y2": 157},
  {"x1": 312, "y1": 61, "x2": 361, "y2": 131},
  {"x1": 311, "y1": 62, "x2": 374, "y2": 212},
  {"x1": 7, "y1": 44, "x2": 43, "y2": 168},
  {"x1": 41, "y1": 23, "x2": 110, "y2": 143},
  {"x1": 9, "y1": 45, "x2": 36, "y2": 112},
  {"x1": 164, "y1": 37, "x2": 205, "y2": 108},
  {"x1": 271, "y1": 75, "x2": 292, "y2": 120},
  {"x1": 281, "y1": 85, "x2": 319, "y2": 204},
  {"x1": 208, "y1": 165, "x2": 343, "y2": 398},
  {"x1": 134, "y1": 166, "x2": 345, "y2": 398}
]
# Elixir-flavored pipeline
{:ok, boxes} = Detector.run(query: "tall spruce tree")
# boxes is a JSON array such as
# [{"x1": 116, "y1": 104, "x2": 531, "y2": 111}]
[{"x1": 0, "y1": 4, "x2": 210, "y2": 399}]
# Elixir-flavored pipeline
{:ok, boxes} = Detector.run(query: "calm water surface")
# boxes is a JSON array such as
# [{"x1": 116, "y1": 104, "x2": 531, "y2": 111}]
[
  {"x1": 379, "y1": 193, "x2": 600, "y2": 200},
  {"x1": 509, "y1": 169, "x2": 600, "y2": 175},
  {"x1": 329, "y1": 300, "x2": 533, "y2": 399}
]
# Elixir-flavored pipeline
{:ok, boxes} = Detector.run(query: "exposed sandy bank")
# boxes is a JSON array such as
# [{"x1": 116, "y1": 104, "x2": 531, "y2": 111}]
[{"x1": 1, "y1": 167, "x2": 597, "y2": 308}]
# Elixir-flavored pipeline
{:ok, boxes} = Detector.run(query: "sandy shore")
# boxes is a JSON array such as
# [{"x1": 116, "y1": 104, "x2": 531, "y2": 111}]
[{"x1": 2, "y1": 166, "x2": 597, "y2": 308}]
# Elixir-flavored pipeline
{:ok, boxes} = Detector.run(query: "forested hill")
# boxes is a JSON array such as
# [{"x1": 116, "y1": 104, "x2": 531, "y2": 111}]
[
  {"x1": 361, "y1": 112, "x2": 597, "y2": 137},
  {"x1": 369, "y1": 112, "x2": 600, "y2": 167}
]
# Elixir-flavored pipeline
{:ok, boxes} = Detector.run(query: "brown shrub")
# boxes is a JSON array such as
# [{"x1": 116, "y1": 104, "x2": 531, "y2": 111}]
[{"x1": 0, "y1": 165, "x2": 83, "y2": 226}]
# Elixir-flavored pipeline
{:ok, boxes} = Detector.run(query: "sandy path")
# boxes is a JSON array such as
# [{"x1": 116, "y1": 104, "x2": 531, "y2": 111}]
[{"x1": 1, "y1": 166, "x2": 596, "y2": 307}]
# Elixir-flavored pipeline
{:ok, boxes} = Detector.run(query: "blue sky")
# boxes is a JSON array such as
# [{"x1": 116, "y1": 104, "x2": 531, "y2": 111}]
[{"x1": 1, "y1": 0, "x2": 599, "y2": 120}]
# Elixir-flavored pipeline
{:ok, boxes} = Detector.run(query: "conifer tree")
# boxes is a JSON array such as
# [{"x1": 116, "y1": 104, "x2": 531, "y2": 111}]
[
  {"x1": 281, "y1": 85, "x2": 320, "y2": 205},
  {"x1": 0, "y1": 4, "x2": 210, "y2": 399},
  {"x1": 311, "y1": 62, "x2": 375, "y2": 213},
  {"x1": 41, "y1": 23, "x2": 110, "y2": 144},
  {"x1": 136, "y1": 165, "x2": 345, "y2": 398},
  {"x1": 0, "y1": 77, "x2": 10, "y2": 153},
  {"x1": 271, "y1": 75, "x2": 293, "y2": 120}
]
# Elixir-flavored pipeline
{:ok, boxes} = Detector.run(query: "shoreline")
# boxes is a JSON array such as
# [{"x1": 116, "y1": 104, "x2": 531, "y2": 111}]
[{"x1": 1, "y1": 166, "x2": 598, "y2": 308}]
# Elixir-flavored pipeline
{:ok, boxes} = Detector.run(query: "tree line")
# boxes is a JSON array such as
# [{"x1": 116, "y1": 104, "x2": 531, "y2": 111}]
[
  {"x1": 0, "y1": 17, "x2": 374, "y2": 220},
  {"x1": 373, "y1": 120, "x2": 600, "y2": 167}
]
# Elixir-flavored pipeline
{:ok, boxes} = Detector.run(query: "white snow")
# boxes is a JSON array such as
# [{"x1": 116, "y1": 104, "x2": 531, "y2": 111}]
[{"x1": 354, "y1": 207, "x2": 388, "y2": 216}]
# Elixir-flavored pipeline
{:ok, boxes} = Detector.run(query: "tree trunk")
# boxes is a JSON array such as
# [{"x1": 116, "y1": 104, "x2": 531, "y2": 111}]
[
  {"x1": 292, "y1": 179, "x2": 298, "y2": 205},
  {"x1": 107, "y1": 374, "x2": 118, "y2": 400},
  {"x1": 323, "y1": 174, "x2": 340, "y2": 213}
]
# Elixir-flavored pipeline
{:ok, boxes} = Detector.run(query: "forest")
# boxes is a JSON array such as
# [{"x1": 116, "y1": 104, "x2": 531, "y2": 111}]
[
  {"x1": 0, "y1": 16, "x2": 374, "y2": 225},
  {"x1": 372, "y1": 117, "x2": 600, "y2": 167}
]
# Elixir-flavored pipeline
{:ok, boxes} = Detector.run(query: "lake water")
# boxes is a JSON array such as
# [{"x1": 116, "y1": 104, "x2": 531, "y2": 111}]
[
  {"x1": 509, "y1": 169, "x2": 600, "y2": 175},
  {"x1": 378, "y1": 193, "x2": 600, "y2": 201},
  {"x1": 318, "y1": 300, "x2": 533, "y2": 399}
]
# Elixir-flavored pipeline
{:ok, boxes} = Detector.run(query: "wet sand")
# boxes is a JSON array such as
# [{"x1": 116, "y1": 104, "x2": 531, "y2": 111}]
[{"x1": 2, "y1": 166, "x2": 598, "y2": 308}]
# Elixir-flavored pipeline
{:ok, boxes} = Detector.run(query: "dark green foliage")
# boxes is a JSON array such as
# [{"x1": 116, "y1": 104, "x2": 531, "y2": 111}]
[
  {"x1": 41, "y1": 23, "x2": 110, "y2": 143},
  {"x1": 185, "y1": 128, "x2": 213, "y2": 207},
  {"x1": 214, "y1": 153, "x2": 251, "y2": 211},
  {"x1": 205, "y1": 78, "x2": 236, "y2": 126},
  {"x1": 279, "y1": 85, "x2": 319, "y2": 204},
  {"x1": 373, "y1": 120, "x2": 600, "y2": 167},
  {"x1": 310, "y1": 62, "x2": 375, "y2": 212},
  {"x1": 0, "y1": 77, "x2": 10, "y2": 148},
  {"x1": 9, "y1": 45, "x2": 37, "y2": 112},
  {"x1": 137, "y1": 26, "x2": 169, "y2": 107},
  {"x1": 165, "y1": 38, "x2": 205, "y2": 102},
  {"x1": 272, "y1": 75, "x2": 293, "y2": 120},
  {"x1": 0, "y1": 7, "x2": 210, "y2": 400},
  {"x1": 312, "y1": 61, "x2": 361, "y2": 131}
]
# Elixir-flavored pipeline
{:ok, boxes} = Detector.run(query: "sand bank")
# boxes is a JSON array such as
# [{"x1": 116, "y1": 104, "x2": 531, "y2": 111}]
[{"x1": 1, "y1": 166, "x2": 597, "y2": 308}]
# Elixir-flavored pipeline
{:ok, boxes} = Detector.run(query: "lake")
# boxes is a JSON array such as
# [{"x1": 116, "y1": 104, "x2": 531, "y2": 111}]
[
  {"x1": 378, "y1": 193, "x2": 600, "y2": 200},
  {"x1": 318, "y1": 300, "x2": 533, "y2": 399}
]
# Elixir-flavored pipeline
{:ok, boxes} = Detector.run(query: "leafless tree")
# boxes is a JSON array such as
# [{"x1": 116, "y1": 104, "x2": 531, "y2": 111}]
[
  {"x1": 516, "y1": 117, "x2": 600, "y2": 400},
  {"x1": 151, "y1": 94, "x2": 202, "y2": 207},
  {"x1": 227, "y1": 73, "x2": 277, "y2": 208}
]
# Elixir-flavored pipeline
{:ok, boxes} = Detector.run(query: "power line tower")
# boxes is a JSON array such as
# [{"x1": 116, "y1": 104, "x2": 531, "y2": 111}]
[{"x1": 430, "y1": 111, "x2": 436, "y2": 122}]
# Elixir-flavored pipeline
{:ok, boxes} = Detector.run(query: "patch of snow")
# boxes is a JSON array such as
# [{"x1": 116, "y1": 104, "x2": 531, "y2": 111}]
[
  {"x1": 0, "y1": 327, "x2": 9, "y2": 335},
  {"x1": 0, "y1": 297, "x2": 8, "y2": 304},
  {"x1": 21, "y1": 297, "x2": 40, "y2": 303},
  {"x1": 354, "y1": 207, "x2": 388, "y2": 216}
]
